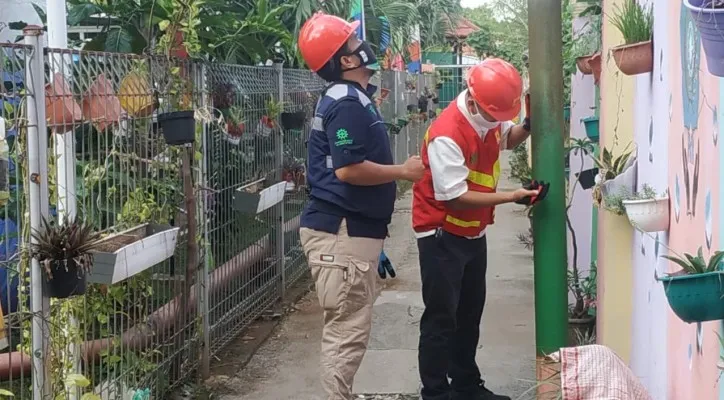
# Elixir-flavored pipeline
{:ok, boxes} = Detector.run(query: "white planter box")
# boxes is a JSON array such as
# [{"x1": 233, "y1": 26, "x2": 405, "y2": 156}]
[
  {"x1": 622, "y1": 196, "x2": 670, "y2": 232},
  {"x1": 88, "y1": 224, "x2": 180, "y2": 284},
  {"x1": 232, "y1": 181, "x2": 288, "y2": 214}
]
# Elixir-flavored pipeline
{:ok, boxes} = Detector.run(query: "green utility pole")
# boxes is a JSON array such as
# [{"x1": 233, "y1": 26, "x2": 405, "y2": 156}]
[{"x1": 527, "y1": 0, "x2": 568, "y2": 356}]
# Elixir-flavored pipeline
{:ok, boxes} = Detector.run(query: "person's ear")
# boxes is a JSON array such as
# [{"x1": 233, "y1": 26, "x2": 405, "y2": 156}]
[{"x1": 339, "y1": 54, "x2": 357, "y2": 69}]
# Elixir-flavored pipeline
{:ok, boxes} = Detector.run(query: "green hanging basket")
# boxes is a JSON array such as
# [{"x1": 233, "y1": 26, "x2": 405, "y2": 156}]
[
  {"x1": 658, "y1": 271, "x2": 724, "y2": 323},
  {"x1": 563, "y1": 106, "x2": 570, "y2": 122},
  {"x1": 582, "y1": 116, "x2": 599, "y2": 142}
]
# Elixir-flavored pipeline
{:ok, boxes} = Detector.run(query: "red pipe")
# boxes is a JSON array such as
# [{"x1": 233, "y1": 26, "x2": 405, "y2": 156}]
[{"x1": 0, "y1": 216, "x2": 301, "y2": 379}]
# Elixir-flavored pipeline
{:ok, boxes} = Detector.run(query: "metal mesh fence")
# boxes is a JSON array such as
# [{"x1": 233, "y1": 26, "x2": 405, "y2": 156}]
[{"x1": 0, "y1": 37, "x2": 433, "y2": 399}]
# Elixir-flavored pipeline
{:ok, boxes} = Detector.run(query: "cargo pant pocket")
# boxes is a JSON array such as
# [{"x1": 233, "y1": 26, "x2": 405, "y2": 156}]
[
  {"x1": 311, "y1": 262, "x2": 353, "y2": 311},
  {"x1": 340, "y1": 258, "x2": 373, "y2": 316}
]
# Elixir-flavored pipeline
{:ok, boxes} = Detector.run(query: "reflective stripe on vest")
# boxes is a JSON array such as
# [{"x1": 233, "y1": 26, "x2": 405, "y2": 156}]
[
  {"x1": 467, "y1": 159, "x2": 501, "y2": 189},
  {"x1": 445, "y1": 215, "x2": 481, "y2": 228}
]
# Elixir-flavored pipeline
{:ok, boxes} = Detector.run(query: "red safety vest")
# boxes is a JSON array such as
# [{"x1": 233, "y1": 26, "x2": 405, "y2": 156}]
[{"x1": 412, "y1": 101, "x2": 502, "y2": 237}]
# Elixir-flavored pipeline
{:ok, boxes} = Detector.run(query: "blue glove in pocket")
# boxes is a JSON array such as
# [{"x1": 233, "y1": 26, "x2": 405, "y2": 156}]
[{"x1": 378, "y1": 251, "x2": 396, "y2": 279}]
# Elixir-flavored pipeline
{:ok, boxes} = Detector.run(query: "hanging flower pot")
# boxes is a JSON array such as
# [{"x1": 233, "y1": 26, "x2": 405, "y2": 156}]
[
  {"x1": 611, "y1": 40, "x2": 654, "y2": 75},
  {"x1": 225, "y1": 121, "x2": 245, "y2": 145},
  {"x1": 582, "y1": 116, "x2": 599, "y2": 142},
  {"x1": 257, "y1": 116, "x2": 275, "y2": 137},
  {"x1": 82, "y1": 73, "x2": 123, "y2": 132},
  {"x1": 118, "y1": 70, "x2": 155, "y2": 117},
  {"x1": 563, "y1": 106, "x2": 571, "y2": 122},
  {"x1": 158, "y1": 111, "x2": 195, "y2": 145},
  {"x1": 280, "y1": 111, "x2": 307, "y2": 130},
  {"x1": 622, "y1": 196, "x2": 670, "y2": 232},
  {"x1": 576, "y1": 55, "x2": 594, "y2": 75},
  {"x1": 684, "y1": 0, "x2": 724, "y2": 77},
  {"x1": 45, "y1": 73, "x2": 82, "y2": 131},
  {"x1": 588, "y1": 53, "x2": 602, "y2": 85},
  {"x1": 658, "y1": 271, "x2": 724, "y2": 323},
  {"x1": 46, "y1": 260, "x2": 87, "y2": 298}
]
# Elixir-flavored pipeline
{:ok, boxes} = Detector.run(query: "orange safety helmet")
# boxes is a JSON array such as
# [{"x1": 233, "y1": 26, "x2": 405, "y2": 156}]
[
  {"x1": 466, "y1": 58, "x2": 523, "y2": 122},
  {"x1": 298, "y1": 12, "x2": 360, "y2": 72}
]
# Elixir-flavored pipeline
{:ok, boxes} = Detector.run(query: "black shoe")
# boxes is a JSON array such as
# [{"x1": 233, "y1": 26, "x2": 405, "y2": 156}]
[{"x1": 475, "y1": 385, "x2": 511, "y2": 400}]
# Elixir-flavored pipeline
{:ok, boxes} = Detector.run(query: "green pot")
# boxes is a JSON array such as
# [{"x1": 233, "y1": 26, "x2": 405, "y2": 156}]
[
  {"x1": 582, "y1": 116, "x2": 599, "y2": 142},
  {"x1": 658, "y1": 271, "x2": 724, "y2": 323},
  {"x1": 563, "y1": 106, "x2": 570, "y2": 122}
]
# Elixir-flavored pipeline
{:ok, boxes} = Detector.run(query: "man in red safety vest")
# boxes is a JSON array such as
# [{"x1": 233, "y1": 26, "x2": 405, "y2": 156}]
[{"x1": 412, "y1": 58, "x2": 549, "y2": 400}]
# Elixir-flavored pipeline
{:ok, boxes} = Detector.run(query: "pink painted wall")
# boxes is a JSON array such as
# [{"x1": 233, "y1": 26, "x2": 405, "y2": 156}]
[{"x1": 665, "y1": 3, "x2": 721, "y2": 399}]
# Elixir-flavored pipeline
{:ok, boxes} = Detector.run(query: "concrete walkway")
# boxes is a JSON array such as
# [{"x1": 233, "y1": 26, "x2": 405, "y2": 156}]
[{"x1": 220, "y1": 153, "x2": 536, "y2": 400}]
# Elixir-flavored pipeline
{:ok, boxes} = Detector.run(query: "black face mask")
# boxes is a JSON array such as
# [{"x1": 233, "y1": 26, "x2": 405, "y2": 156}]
[{"x1": 342, "y1": 41, "x2": 378, "y2": 76}]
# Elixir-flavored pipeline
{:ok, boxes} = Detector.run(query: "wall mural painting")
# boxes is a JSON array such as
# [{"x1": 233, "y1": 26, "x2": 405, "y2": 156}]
[
  {"x1": 660, "y1": 49, "x2": 665, "y2": 82},
  {"x1": 681, "y1": 7, "x2": 701, "y2": 220},
  {"x1": 675, "y1": 174, "x2": 682, "y2": 223},
  {"x1": 649, "y1": 119, "x2": 654, "y2": 163},
  {"x1": 713, "y1": 105, "x2": 719, "y2": 146}
]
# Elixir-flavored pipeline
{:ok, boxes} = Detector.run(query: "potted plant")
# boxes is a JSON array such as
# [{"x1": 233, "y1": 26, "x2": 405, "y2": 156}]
[
  {"x1": 29, "y1": 215, "x2": 102, "y2": 298},
  {"x1": 568, "y1": 262, "x2": 597, "y2": 345},
  {"x1": 657, "y1": 247, "x2": 724, "y2": 323},
  {"x1": 573, "y1": 15, "x2": 602, "y2": 76},
  {"x1": 223, "y1": 107, "x2": 245, "y2": 145},
  {"x1": 622, "y1": 185, "x2": 670, "y2": 232},
  {"x1": 684, "y1": 0, "x2": 724, "y2": 77},
  {"x1": 565, "y1": 137, "x2": 599, "y2": 345},
  {"x1": 118, "y1": 65, "x2": 156, "y2": 118},
  {"x1": 282, "y1": 157, "x2": 306, "y2": 192},
  {"x1": 82, "y1": 73, "x2": 123, "y2": 132},
  {"x1": 609, "y1": 0, "x2": 654, "y2": 75},
  {"x1": 581, "y1": 115, "x2": 600, "y2": 142},
  {"x1": 258, "y1": 98, "x2": 281, "y2": 137},
  {"x1": 280, "y1": 109, "x2": 307, "y2": 130},
  {"x1": 591, "y1": 146, "x2": 635, "y2": 207},
  {"x1": 45, "y1": 73, "x2": 82, "y2": 131}
]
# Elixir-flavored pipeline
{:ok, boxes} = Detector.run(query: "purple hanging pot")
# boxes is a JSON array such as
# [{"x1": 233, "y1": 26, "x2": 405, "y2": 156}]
[{"x1": 684, "y1": 0, "x2": 724, "y2": 76}]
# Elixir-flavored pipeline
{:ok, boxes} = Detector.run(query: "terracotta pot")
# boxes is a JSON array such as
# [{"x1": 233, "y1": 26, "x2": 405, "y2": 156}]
[
  {"x1": 588, "y1": 52, "x2": 602, "y2": 86},
  {"x1": 611, "y1": 40, "x2": 653, "y2": 75},
  {"x1": 82, "y1": 74, "x2": 122, "y2": 132},
  {"x1": 576, "y1": 55, "x2": 594, "y2": 75},
  {"x1": 119, "y1": 71, "x2": 155, "y2": 117},
  {"x1": 44, "y1": 73, "x2": 82, "y2": 131}
]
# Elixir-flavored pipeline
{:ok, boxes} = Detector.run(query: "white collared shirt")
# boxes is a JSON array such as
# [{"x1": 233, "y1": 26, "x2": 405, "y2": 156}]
[{"x1": 415, "y1": 90, "x2": 514, "y2": 239}]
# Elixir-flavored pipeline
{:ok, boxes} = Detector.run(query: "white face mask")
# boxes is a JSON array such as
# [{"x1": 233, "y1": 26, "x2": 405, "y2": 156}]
[{"x1": 469, "y1": 102, "x2": 500, "y2": 131}]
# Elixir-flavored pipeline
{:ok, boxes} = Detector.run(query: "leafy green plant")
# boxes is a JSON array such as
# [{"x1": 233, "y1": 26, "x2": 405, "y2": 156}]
[
  {"x1": 609, "y1": 0, "x2": 653, "y2": 45},
  {"x1": 568, "y1": 261, "x2": 597, "y2": 319},
  {"x1": 602, "y1": 184, "x2": 657, "y2": 216},
  {"x1": 29, "y1": 215, "x2": 103, "y2": 279},
  {"x1": 592, "y1": 146, "x2": 633, "y2": 180},
  {"x1": 661, "y1": 247, "x2": 724, "y2": 275}
]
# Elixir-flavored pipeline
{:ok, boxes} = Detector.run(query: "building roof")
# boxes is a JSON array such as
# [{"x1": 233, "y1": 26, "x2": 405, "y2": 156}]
[{"x1": 445, "y1": 17, "x2": 480, "y2": 39}]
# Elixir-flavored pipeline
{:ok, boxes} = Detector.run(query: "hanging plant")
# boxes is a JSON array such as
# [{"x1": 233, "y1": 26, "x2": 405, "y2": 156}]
[
  {"x1": 223, "y1": 107, "x2": 246, "y2": 145},
  {"x1": 609, "y1": 0, "x2": 654, "y2": 75},
  {"x1": 658, "y1": 247, "x2": 724, "y2": 323},
  {"x1": 684, "y1": 0, "x2": 724, "y2": 76},
  {"x1": 29, "y1": 215, "x2": 103, "y2": 298}
]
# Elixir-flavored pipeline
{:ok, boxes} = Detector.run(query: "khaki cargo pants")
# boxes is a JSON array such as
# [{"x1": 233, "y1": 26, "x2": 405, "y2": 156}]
[{"x1": 299, "y1": 220, "x2": 384, "y2": 400}]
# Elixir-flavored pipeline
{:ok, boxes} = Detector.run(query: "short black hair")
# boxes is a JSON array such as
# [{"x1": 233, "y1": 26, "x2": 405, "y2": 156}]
[{"x1": 317, "y1": 42, "x2": 351, "y2": 82}]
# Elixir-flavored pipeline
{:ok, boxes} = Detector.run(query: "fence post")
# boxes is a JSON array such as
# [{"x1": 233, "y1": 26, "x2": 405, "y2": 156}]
[
  {"x1": 196, "y1": 63, "x2": 211, "y2": 380},
  {"x1": 24, "y1": 25, "x2": 52, "y2": 399},
  {"x1": 274, "y1": 63, "x2": 286, "y2": 301}
]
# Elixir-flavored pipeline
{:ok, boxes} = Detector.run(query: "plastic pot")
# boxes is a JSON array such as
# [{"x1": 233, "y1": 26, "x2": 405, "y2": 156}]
[
  {"x1": 46, "y1": 260, "x2": 87, "y2": 299},
  {"x1": 158, "y1": 111, "x2": 195, "y2": 145},
  {"x1": 119, "y1": 71, "x2": 155, "y2": 117},
  {"x1": 622, "y1": 196, "x2": 669, "y2": 232},
  {"x1": 45, "y1": 73, "x2": 82, "y2": 131},
  {"x1": 576, "y1": 55, "x2": 594, "y2": 75},
  {"x1": 685, "y1": 0, "x2": 724, "y2": 77},
  {"x1": 582, "y1": 116, "x2": 600, "y2": 142},
  {"x1": 658, "y1": 270, "x2": 724, "y2": 323},
  {"x1": 563, "y1": 106, "x2": 570, "y2": 122},
  {"x1": 611, "y1": 41, "x2": 654, "y2": 75},
  {"x1": 588, "y1": 53, "x2": 602, "y2": 85},
  {"x1": 82, "y1": 73, "x2": 122, "y2": 132},
  {"x1": 280, "y1": 111, "x2": 307, "y2": 130}
]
